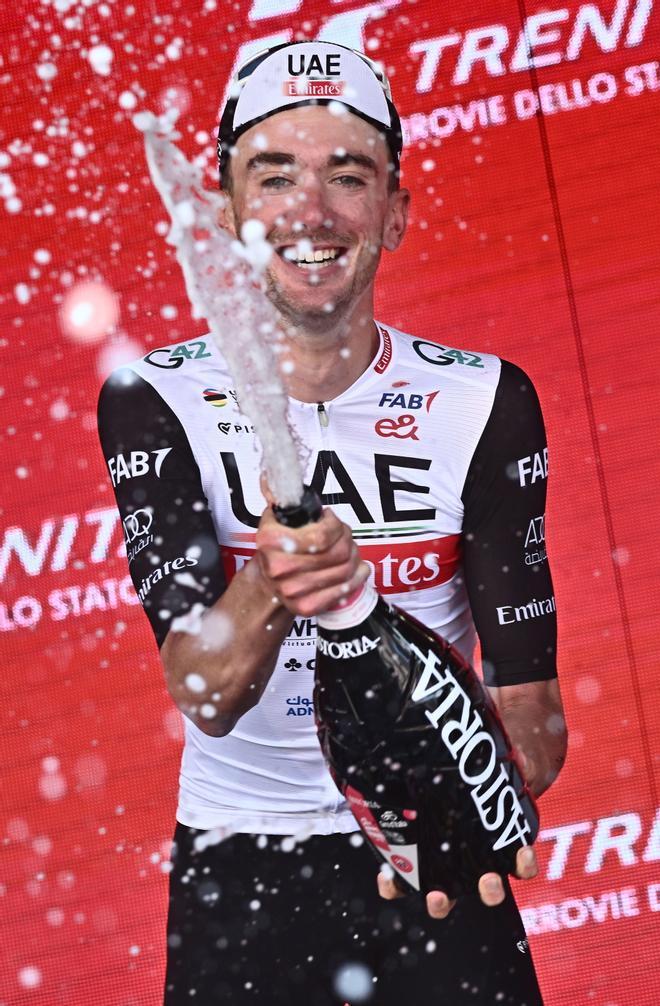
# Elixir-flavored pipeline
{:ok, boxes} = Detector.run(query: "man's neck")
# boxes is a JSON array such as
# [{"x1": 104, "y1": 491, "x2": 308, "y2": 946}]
[{"x1": 279, "y1": 300, "x2": 380, "y2": 403}]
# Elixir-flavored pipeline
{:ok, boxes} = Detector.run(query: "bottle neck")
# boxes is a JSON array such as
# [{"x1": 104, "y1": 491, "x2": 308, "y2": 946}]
[{"x1": 316, "y1": 581, "x2": 379, "y2": 630}]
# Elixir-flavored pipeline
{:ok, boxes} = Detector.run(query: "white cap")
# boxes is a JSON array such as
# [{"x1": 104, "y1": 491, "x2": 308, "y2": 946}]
[{"x1": 217, "y1": 41, "x2": 402, "y2": 175}]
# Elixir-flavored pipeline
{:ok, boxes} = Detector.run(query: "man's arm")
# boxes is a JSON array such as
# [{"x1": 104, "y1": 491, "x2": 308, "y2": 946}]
[
  {"x1": 97, "y1": 370, "x2": 364, "y2": 736},
  {"x1": 96, "y1": 369, "x2": 288, "y2": 735},
  {"x1": 461, "y1": 359, "x2": 568, "y2": 797}
]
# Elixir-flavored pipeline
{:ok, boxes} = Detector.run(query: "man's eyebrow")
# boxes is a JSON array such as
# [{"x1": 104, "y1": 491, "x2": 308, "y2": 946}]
[
  {"x1": 246, "y1": 152, "x2": 296, "y2": 171},
  {"x1": 327, "y1": 152, "x2": 378, "y2": 173}
]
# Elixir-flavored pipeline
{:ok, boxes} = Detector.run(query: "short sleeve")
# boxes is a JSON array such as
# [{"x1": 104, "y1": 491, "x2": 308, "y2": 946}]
[
  {"x1": 461, "y1": 361, "x2": 557, "y2": 686},
  {"x1": 97, "y1": 369, "x2": 226, "y2": 648}
]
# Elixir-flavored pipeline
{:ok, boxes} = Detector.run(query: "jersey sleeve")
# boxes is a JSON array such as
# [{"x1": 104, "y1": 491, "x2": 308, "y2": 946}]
[
  {"x1": 461, "y1": 360, "x2": 557, "y2": 687},
  {"x1": 97, "y1": 370, "x2": 226, "y2": 648}
]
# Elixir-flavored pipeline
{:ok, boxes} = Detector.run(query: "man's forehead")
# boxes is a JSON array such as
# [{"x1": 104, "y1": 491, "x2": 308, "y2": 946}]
[{"x1": 236, "y1": 105, "x2": 388, "y2": 162}]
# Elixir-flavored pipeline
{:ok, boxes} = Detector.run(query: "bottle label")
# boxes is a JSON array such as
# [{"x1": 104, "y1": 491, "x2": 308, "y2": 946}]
[
  {"x1": 316, "y1": 581, "x2": 379, "y2": 630},
  {"x1": 344, "y1": 784, "x2": 421, "y2": 891},
  {"x1": 409, "y1": 641, "x2": 533, "y2": 851}
]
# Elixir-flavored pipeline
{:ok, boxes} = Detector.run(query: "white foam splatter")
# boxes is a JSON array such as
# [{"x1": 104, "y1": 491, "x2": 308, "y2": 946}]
[
  {"x1": 88, "y1": 45, "x2": 114, "y2": 76},
  {"x1": 137, "y1": 109, "x2": 304, "y2": 506}
]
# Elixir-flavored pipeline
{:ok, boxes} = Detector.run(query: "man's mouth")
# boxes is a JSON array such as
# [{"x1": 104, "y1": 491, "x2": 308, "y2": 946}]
[{"x1": 277, "y1": 244, "x2": 349, "y2": 270}]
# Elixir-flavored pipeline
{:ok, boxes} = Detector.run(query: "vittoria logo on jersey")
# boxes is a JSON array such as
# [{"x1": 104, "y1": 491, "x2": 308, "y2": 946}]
[
  {"x1": 410, "y1": 643, "x2": 533, "y2": 851},
  {"x1": 496, "y1": 595, "x2": 556, "y2": 625},
  {"x1": 375, "y1": 414, "x2": 419, "y2": 440},
  {"x1": 107, "y1": 448, "x2": 172, "y2": 486}
]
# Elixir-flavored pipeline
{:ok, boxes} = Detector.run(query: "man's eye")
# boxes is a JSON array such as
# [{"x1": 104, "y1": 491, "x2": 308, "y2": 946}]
[
  {"x1": 261, "y1": 176, "x2": 293, "y2": 189},
  {"x1": 333, "y1": 175, "x2": 366, "y2": 188}
]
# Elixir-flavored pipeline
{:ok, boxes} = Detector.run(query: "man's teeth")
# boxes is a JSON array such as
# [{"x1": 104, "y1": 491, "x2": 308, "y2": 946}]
[{"x1": 282, "y1": 247, "x2": 342, "y2": 266}]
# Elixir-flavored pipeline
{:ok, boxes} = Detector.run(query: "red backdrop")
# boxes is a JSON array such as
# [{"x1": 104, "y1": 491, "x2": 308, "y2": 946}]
[{"x1": 1, "y1": 0, "x2": 659, "y2": 1002}]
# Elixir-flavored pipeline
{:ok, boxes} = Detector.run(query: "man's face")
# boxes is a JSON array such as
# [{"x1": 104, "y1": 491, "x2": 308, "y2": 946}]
[{"x1": 224, "y1": 105, "x2": 408, "y2": 329}]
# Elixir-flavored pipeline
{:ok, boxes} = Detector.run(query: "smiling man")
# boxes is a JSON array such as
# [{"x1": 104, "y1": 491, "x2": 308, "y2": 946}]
[{"x1": 98, "y1": 41, "x2": 567, "y2": 1005}]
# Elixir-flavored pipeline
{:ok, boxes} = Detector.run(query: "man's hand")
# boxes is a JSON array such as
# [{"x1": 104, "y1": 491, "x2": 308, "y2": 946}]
[
  {"x1": 255, "y1": 504, "x2": 369, "y2": 617},
  {"x1": 377, "y1": 844, "x2": 539, "y2": 918}
]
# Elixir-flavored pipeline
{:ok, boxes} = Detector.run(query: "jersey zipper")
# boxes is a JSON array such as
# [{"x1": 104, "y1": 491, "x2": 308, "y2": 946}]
[{"x1": 317, "y1": 402, "x2": 329, "y2": 428}]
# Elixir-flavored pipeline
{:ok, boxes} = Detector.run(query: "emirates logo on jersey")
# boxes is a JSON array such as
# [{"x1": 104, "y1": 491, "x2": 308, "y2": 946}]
[{"x1": 221, "y1": 535, "x2": 461, "y2": 595}]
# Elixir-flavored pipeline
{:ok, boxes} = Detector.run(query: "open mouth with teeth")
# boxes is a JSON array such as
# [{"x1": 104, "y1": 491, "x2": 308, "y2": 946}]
[{"x1": 278, "y1": 246, "x2": 348, "y2": 269}]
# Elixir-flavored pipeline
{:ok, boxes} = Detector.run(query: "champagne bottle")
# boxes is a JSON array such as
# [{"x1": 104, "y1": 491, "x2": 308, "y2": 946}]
[{"x1": 274, "y1": 488, "x2": 539, "y2": 899}]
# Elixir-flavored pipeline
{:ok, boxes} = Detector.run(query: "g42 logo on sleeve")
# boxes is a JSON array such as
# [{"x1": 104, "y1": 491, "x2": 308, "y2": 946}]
[
  {"x1": 144, "y1": 340, "x2": 212, "y2": 369},
  {"x1": 412, "y1": 340, "x2": 484, "y2": 368}
]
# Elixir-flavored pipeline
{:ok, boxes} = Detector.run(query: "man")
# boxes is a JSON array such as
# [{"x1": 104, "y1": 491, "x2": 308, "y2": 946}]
[{"x1": 98, "y1": 42, "x2": 567, "y2": 1005}]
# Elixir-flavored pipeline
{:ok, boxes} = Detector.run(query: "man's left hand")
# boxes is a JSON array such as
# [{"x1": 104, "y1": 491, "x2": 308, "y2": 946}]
[{"x1": 376, "y1": 844, "x2": 538, "y2": 918}]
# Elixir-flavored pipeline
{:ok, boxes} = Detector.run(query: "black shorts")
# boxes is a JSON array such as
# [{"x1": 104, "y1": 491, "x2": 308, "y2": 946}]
[{"x1": 164, "y1": 823, "x2": 543, "y2": 1006}]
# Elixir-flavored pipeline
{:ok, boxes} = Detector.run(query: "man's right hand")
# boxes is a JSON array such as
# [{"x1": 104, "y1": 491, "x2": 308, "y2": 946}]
[{"x1": 255, "y1": 504, "x2": 370, "y2": 617}]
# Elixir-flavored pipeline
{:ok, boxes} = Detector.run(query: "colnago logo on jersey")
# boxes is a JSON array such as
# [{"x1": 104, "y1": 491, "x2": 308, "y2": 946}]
[{"x1": 410, "y1": 643, "x2": 533, "y2": 852}]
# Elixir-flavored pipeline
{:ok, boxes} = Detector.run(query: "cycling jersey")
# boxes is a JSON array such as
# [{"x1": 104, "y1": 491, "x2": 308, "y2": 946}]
[{"x1": 97, "y1": 323, "x2": 556, "y2": 835}]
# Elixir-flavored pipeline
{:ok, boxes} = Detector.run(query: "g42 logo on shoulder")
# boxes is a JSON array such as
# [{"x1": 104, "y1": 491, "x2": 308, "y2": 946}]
[
  {"x1": 145, "y1": 340, "x2": 212, "y2": 369},
  {"x1": 412, "y1": 340, "x2": 484, "y2": 368}
]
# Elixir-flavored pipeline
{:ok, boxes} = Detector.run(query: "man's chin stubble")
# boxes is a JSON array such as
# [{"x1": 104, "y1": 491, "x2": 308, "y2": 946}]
[{"x1": 265, "y1": 277, "x2": 356, "y2": 334}]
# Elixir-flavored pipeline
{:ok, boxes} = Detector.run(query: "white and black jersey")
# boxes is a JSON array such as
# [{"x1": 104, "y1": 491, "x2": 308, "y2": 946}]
[{"x1": 97, "y1": 324, "x2": 557, "y2": 834}]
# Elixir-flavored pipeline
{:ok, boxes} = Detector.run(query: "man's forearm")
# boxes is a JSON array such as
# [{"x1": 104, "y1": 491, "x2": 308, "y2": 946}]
[
  {"x1": 489, "y1": 679, "x2": 568, "y2": 798},
  {"x1": 161, "y1": 558, "x2": 293, "y2": 737}
]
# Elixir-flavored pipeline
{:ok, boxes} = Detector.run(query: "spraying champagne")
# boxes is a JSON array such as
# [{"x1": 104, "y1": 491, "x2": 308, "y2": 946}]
[{"x1": 275, "y1": 487, "x2": 539, "y2": 899}]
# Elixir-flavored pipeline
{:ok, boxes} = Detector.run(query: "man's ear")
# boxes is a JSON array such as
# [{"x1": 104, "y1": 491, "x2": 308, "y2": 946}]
[
  {"x1": 383, "y1": 187, "x2": 410, "y2": 252},
  {"x1": 217, "y1": 192, "x2": 237, "y2": 237}
]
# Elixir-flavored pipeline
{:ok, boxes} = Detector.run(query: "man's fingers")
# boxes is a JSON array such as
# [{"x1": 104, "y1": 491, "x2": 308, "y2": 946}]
[
  {"x1": 377, "y1": 871, "x2": 404, "y2": 900},
  {"x1": 515, "y1": 845, "x2": 538, "y2": 880},
  {"x1": 426, "y1": 891, "x2": 456, "y2": 919},
  {"x1": 477, "y1": 873, "x2": 506, "y2": 907}
]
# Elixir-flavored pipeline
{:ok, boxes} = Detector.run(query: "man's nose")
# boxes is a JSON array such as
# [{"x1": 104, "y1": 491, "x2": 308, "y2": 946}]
[{"x1": 295, "y1": 178, "x2": 332, "y2": 231}]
